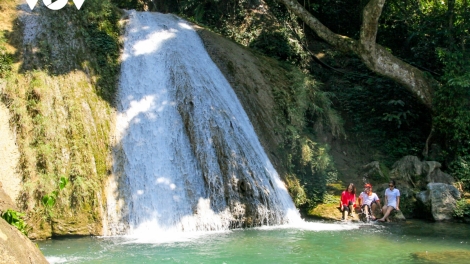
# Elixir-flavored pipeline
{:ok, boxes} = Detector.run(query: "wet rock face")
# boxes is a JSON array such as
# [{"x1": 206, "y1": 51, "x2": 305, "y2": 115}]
[
  {"x1": 0, "y1": 218, "x2": 49, "y2": 264},
  {"x1": 417, "y1": 183, "x2": 461, "y2": 221}
]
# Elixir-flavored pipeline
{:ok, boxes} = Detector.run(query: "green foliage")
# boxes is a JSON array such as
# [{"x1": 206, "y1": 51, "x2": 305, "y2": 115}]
[
  {"x1": 59, "y1": 176, "x2": 68, "y2": 190},
  {"x1": 304, "y1": 0, "x2": 365, "y2": 38},
  {"x1": 379, "y1": 0, "x2": 470, "y2": 72},
  {"x1": 382, "y1": 100, "x2": 411, "y2": 129},
  {"x1": 71, "y1": 1, "x2": 122, "y2": 102},
  {"x1": 285, "y1": 175, "x2": 308, "y2": 207},
  {"x1": 434, "y1": 48, "x2": 470, "y2": 188},
  {"x1": 449, "y1": 156, "x2": 470, "y2": 190},
  {"x1": 322, "y1": 193, "x2": 338, "y2": 204},
  {"x1": 325, "y1": 57, "x2": 431, "y2": 167},
  {"x1": 0, "y1": 31, "x2": 12, "y2": 78},
  {"x1": 111, "y1": 0, "x2": 147, "y2": 10},
  {"x1": 166, "y1": 0, "x2": 310, "y2": 68},
  {"x1": 1, "y1": 209, "x2": 28, "y2": 235},
  {"x1": 274, "y1": 68, "x2": 342, "y2": 208},
  {"x1": 176, "y1": 0, "x2": 246, "y2": 26},
  {"x1": 42, "y1": 191, "x2": 58, "y2": 208},
  {"x1": 0, "y1": 2, "x2": 117, "y2": 232},
  {"x1": 249, "y1": 30, "x2": 299, "y2": 63},
  {"x1": 42, "y1": 176, "x2": 68, "y2": 218},
  {"x1": 21, "y1": 1, "x2": 121, "y2": 102},
  {"x1": 453, "y1": 199, "x2": 470, "y2": 218}
]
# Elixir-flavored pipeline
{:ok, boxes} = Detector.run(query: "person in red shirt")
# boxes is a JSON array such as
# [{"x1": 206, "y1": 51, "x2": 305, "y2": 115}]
[{"x1": 339, "y1": 183, "x2": 356, "y2": 220}]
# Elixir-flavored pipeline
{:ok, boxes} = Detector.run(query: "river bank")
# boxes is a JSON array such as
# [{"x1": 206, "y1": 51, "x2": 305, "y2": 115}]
[{"x1": 37, "y1": 219, "x2": 470, "y2": 264}]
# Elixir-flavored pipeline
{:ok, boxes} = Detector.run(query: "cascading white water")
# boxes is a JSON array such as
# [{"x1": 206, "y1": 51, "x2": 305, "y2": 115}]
[{"x1": 105, "y1": 11, "x2": 301, "y2": 237}]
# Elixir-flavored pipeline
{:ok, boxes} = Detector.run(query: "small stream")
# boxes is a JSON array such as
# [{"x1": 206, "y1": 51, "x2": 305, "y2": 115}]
[{"x1": 38, "y1": 220, "x2": 470, "y2": 263}]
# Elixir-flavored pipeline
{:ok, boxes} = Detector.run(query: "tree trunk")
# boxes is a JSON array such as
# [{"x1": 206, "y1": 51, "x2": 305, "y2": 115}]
[
  {"x1": 447, "y1": 0, "x2": 455, "y2": 45},
  {"x1": 276, "y1": 0, "x2": 436, "y2": 109}
]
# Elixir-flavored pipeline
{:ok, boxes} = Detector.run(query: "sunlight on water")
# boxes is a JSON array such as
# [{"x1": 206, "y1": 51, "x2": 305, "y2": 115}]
[
  {"x1": 131, "y1": 31, "x2": 176, "y2": 56},
  {"x1": 112, "y1": 221, "x2": 361, "y2": 245},
  {"x1": 265, "y1": 220, "x2": 362, "y2": 231},
  {"x1": 121, "y1": 229, "x2": 232, "y2": 244},
  {"x1": 39, "y1": 221, "x2": 470, "y2": 264},
  {"x1": 45, "y1": 256, "x2": 82, "y2": 264}
]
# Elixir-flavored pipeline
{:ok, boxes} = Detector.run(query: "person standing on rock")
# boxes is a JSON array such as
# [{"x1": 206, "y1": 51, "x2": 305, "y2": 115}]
[
  {"x1": 378, "y1": 180, "x2": 400, "y2": 222},
  {"x1": 357, "y1": 183, "x2": 381, "y2": 221},
  {"x1": 339, "y1": 183, "x2": 356, "y2": 220}
]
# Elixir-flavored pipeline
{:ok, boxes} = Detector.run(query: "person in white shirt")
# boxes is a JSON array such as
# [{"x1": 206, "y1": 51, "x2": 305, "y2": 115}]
[
  {"x1": 378, "y1": 180, "x2": 400, "y2": 222},
  {"x1": 357, "y1": 183, "x2": 381, "y2": 221}
]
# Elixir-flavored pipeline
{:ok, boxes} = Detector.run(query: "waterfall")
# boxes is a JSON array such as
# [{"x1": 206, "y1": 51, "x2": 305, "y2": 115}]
[{"x1": 105, "y1": 11, "x2": 301, "y2": 237}]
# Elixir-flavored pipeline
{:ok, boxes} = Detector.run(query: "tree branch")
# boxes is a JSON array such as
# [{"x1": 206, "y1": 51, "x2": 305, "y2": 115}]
[{"x1": 276, "y1": 0, "x2": 435, "y2": 108}]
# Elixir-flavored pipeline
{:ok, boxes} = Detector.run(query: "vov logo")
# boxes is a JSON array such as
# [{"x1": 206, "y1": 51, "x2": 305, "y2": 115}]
[{"x1": 26, "y1": 0, "x2": 85, "y2": 10}]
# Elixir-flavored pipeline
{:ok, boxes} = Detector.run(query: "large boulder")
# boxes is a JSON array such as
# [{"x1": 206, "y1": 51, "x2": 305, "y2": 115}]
[
  {"x1": 417, "y1": 183, "x2": 461, "y2": 221},
  {"x1": 0, "y1": 218, "x2": 49, "y2": 264},
  {"x1": 364, "y1": 202, "x2": 406, "y2": 222},
  {"x1": 390, "y1": 156, "x2": 454, "y2": 189},
  {"x1": 422, "y1": 161, "x2": 455, "y2": 185},
  {"x1": 390, "y1": 209, "x2": 407, "y2": 222},
  {"x1": 0, "y1": 184, "x2": 18, "y2": 214},
  {"x1": 391, "y1": 156, "x2": 422, "y2": 188}
]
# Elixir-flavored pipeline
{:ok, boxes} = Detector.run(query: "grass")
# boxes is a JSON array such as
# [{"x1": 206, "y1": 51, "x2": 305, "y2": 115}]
[
  {"x1": 0, "y1": 0, "x2": 17, "y2": 36},
  {"x1": 308, "y1": 203, "x2": 341, "y2": 220}
]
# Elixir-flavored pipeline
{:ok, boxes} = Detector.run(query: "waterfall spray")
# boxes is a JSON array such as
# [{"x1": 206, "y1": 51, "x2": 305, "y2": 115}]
[{"x1": 105, "y1": 11, "x2": 301, "y2": 237}]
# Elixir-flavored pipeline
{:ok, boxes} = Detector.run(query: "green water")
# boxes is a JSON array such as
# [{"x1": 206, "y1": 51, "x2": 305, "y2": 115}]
[{"x1": 38, "y1": 220, "x2": 470, "y2": 264}]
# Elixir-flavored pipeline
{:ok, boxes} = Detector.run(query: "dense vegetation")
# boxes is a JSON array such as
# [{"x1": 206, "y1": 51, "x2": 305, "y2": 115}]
[
  {"x1": 0, "y1": 0, "x2": 121, "y2": 236},
  {"x1": 118, "y1": 0, "x2": 470, "y2": 211},
  {"x1": 1, "y1": 0, "x2": 469, "y2": 230}
]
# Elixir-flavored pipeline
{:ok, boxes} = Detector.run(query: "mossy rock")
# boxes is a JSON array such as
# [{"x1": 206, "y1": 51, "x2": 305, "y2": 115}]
[
  {"x1": 307, "y1": 203, "x2": 361, "y2": 221},
  {"x1": 308, "y1": 203, "x2": 341, "y2": 220},
  {"x1": 411, "y1": 250, "x2": 470, "y2": 263}
]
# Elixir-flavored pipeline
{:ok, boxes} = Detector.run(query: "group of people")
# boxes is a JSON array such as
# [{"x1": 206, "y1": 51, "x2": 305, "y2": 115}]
[{"x1": 339, "y1": 180, "x2": 400, "y2": 222}]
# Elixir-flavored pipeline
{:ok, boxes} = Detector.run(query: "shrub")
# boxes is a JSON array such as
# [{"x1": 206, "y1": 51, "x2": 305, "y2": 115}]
[
  {"x1": 0, "y1": 31, "x2": 12, "y2": 78},
  {"x1": 249, "y1": 31, "x2": 297, "y2": 62},
  {"x1": 274, "y1": 68, "x2": 343, "y2": 208},
  {"x1": 1, "y1": 209, "x2": 28, "y2": 235},
  {"x1": 453, "y1": 199, "x2": 470, "y2": 218}
]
